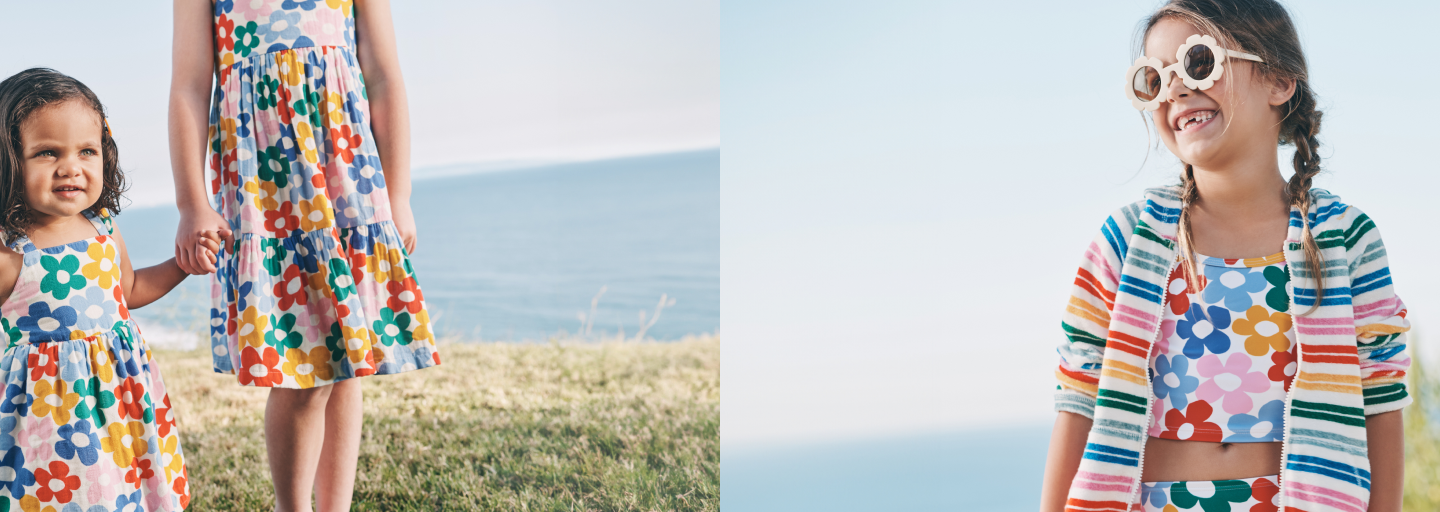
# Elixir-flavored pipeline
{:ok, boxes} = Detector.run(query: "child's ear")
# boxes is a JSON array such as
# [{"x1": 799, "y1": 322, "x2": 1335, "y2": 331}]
[{"x1": 1269, "y1": 76, "x2": 1298, "y2": 107}]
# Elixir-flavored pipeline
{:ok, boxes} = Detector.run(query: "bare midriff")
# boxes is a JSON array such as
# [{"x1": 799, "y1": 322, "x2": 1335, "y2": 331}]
[{"x1": 1141, "y1": 438, "x2": 1282, "y2": 482}]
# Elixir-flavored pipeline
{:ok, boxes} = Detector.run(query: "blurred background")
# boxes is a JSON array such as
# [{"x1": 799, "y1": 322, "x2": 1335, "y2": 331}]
[
  {"x1": 722, "y1": 0, "x2": 1439, "y2": 510},
  {"x1": 0, "y1": 0, "x2": 719, "y2": 344}
]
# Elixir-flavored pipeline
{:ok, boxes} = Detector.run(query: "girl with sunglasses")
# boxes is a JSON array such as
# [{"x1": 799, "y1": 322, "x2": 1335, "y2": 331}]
[{"x1": 1039, "y1": 1, "x2": 1409, "y2": 511}]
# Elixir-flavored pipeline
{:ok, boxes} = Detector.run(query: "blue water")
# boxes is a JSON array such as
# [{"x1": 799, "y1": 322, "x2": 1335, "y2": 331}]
[
  {"x1": 722, "y1": 424, "x2": 1051, "y2": 512},
  {"x1": 121, "y1": 149, "x2": 719, "y2": 341}
]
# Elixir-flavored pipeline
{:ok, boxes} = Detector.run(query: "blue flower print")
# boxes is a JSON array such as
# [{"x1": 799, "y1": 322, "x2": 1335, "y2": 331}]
[
  {"x1": 1152, "y1": 354, "x2": 1200, "y2": 411},
  {"x1": 115, "y1": 489, "x2": 145, "y2": 512},
  {"x1": 210, "y1": 308, "x2": 227, "y2": 337},
  {"x1": 277, "y1": 123, "x2": 300, "y2": 162},
  {"x1": 345, "y1": 91, "x2": 366, "y2": 125},
  {"x1": 1177, "y1": 304, "x2": 1232, "y2": 358},
  {"x1": 17, "y1": 302, "x2": 78, "y2": 342},
  {"x1": 1224, "y1": 399, "x2": 1286, "y2": 443},
  {"x1": 55, "y1": 419, "x2": 101, "y2": 466},
  {"x1": 0, "y1": 416, "x2": 16, "y2": 452},
  {"x1": 1202, "y1": 264, "x2": 1268, "y2": 312},
  {"x1": 285, "y1": 231, "x2": 321, "y2": 273},
  {"x1": 0, "y1": 446, "x2": 34, "y2": 499},
  {"x1": 69, "y1": 286, "x2": 117, "y2": 331},
  {"x1": 335, "y1": 193, "x2": 374, "y2": 226},
  {"x1": 347, "y1": 154, "x2": 386, "y2": 194},
  {"x1": 1140, "y1": 481, "x2": 1172, "y2": 509},
  {"x1": 1, "y1": 383, "x2": 28, "y2": 416},
  {"x1": 282, "y1": 0, "x2": 320, "y2": 10},
  {"x1": 236, "y1": 112, "x2": 254, "y2": 139},
  {"x1": 260, "y1": 10, "x2": 304, "y2": 44},
  {"x1": 213, "y1": 0, "x2": 233, "y2": 15},
  {"x1": 59, "y1": 344, "x2": 91, "y2": 382}
]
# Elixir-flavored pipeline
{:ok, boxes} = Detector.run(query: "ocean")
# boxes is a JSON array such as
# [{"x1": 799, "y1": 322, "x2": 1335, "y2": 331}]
[{"x1": 121, "y1": 149, "x2": 720, "y2": 346}]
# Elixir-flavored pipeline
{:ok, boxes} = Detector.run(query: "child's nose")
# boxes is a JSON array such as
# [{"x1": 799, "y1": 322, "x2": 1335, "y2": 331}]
[{"x1": 1165, "y1": 70, "x2": 1194, "y2": 101}]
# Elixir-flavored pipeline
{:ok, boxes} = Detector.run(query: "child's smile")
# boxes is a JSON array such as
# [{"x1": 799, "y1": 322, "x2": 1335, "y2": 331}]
[{"x1": 21, "y1": 99, "x2": 103, "y2": 221}]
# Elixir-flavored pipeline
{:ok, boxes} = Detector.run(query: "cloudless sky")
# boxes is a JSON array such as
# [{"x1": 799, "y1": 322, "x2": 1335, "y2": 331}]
[
  {"x1": 0, "y1": 0, "x2": 717, "y2": 206},
  {"x1": 724, "y1": 0, "x2": 1440, "y2": 446}
]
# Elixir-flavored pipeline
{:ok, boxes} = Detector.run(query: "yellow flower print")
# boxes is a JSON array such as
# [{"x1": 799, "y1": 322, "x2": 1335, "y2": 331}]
[
  {"x1": 297, "y1": 123, "x2": 319, "y2": 164},
  {"x1": 17, "y1": 496, "x2": 49, "y2": 512},
  {"x1": 81, "y1": 242, "x2": 121, "y2": 289},
  {"x1": 238, "y1": 306, "x2": 271, "y2": 348},
  {"x1": 243, "y1": 178, "x2": 281, "y2": 212},
  {"x1": 411, "y1": 310, "x2": 433, "y2": 342},
  {"x1": 100, "y1": 421, "x2": 148, "y2": 468},
  {"x1": 341, "y1": 326, "x2": 373, "y2": 364},
  {"x1": 326, "y1": 91, "x2": 345, "y2": 126},
  {"x1": 307, "y1": 265, "x2": 333, "y2": 298},
  {"x1": 365, "y1": 242, "x2": 406, "y2": 283},
  {"x1": 327, "y1": 0, "x2": 354, "y2": 13},
  {"x1": 276, "y1": 51, "x2": 304, "y2": 87},
  {"x1": 32, "y1": 379, "x2": 80, "y2": 425},
  {"x1": 1233, "y1": 305, "x2": 1294, "y2": 356},
  {"x1": 160, "y1": 434, "x2": 184, "y2": 482},
  {"x1": 221, "y1": 117, "x2": 238, "y2": 153},
  {"x1": 300, "y1": 195, "x2": 335, "y2": 231},
  {"x1": 90, "y1": 343, "x2": 114, "y2": 383},
  {"x1": 282, "y1": 347, "x2": 337, "y2": 388}
]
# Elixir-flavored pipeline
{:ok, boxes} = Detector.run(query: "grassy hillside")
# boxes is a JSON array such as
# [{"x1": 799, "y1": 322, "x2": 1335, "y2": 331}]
[{"x1": 156, "y1": 336, "x2": 720, "y2": 511}]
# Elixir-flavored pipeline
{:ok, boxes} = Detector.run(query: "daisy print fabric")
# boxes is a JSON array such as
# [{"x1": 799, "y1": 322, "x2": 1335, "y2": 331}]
[
  {"x1": 1137, "y1": 475, "x2": 1281, "y2": 512},
  {"x1": 1149, "y1": 253, "x2": 1297, "y2": 443},
  {"x1": 208, "y1": 0, "x2": 441, "y2": 388}
]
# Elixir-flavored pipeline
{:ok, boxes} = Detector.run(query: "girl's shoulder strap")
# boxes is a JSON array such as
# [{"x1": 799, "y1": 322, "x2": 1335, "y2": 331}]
[
  {"x1": 3, "y1": 232, "x2": 32, "y2": 253},
  {"x1": 83, "y1": 208, "x2": 115, "y2": 236}
]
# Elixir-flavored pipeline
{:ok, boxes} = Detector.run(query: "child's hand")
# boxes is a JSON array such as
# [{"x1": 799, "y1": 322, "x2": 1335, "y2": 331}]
[{"x1": 189, "y1": 229, "x2": 227, "y2": 275}]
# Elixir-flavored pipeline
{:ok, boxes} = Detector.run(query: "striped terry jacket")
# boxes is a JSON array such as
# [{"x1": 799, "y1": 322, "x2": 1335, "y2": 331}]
[{"x1": 1055, "y1": 187, "x2": 1411, "y2": 512}]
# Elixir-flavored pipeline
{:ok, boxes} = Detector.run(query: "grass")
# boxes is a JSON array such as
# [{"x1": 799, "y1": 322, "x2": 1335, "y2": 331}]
[
  {"x1": 155, "y1": 335, "x2": 720, "y2": 511},
  {"x1": 1405, "y1": 337, "x2": 1440, "y2": 509}
]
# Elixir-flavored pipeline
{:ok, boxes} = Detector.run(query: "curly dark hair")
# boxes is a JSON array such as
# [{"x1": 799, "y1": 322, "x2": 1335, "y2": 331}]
[{"x1": 0, "y1": 68, "x2": 127, "y2": 245}]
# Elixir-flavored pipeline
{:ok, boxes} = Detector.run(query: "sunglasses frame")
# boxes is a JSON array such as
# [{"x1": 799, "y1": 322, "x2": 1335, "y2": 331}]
[{"x1": 1124, "y1": 34, "x2": 1264, "y2": 111}]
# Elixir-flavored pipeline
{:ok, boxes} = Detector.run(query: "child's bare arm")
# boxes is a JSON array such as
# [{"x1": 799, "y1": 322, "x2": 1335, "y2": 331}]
[
  {"x1": 117, "y1": 228, "x2": 221, "y2": 309},
  {"x1": 355, "y1": 0, "x2": 418, "y2": 253}
]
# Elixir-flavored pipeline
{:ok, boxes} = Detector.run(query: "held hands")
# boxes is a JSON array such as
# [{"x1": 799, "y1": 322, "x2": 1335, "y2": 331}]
[{"x1": 176, "y1": 207, "x2": 234, "y2": 275}]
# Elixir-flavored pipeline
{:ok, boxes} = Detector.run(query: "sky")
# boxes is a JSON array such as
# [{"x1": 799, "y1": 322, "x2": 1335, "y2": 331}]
[
  {"x1": 0, "y1": 0, "x2": 718, "y2": 206},
  {"x1": 723, "y1": 0, "x2": 1440, "y2": 447}
]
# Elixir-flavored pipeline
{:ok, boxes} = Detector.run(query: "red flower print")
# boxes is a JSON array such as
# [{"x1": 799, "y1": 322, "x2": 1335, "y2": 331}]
[
  {"x1": 29, "y1": 344, "x2": 59, "y2": 381},
  {"x1": 175, "y1": 464, "x2": 191, "y2": 507},
  {"x1": 216, "y1": 15, "x2": 235, "y2": 52},
  {"x1": 1160, "y1": 400, "x2": 1223, "y2": 442},
  {"x1": 1166, "y1": 264, "x2": 1206, "y2": 316},
  {"x1": 330, "y1": 125, "x2": 363, "y2": 164},
  {"x1": 35, "y1": 460, "x2": 81, "y2": 502},
  {"x1": 156, "y1": 395, "x2": 177, "y2": 437},
  {"x1": 264, "y1": 202, "x2": 300, "y2": 238},
  {"x1": 348, "y1": 251, "x2": 369, "y2": 284},
  {"x1": 116, "y1": 377, "x2": 148, "y2": 421},
  {"x1": 278, "y1": 87, "x2": 296, "y2": 124},
  {"x1": 1269, "y1": 348, "x2": 1297, "y2": 392},
  {"x1": 386, "y1": 277, "x2": 424, "y2": 314},
  {"x1": 1249, "y1": 476, "x2": 1279, "y2": 512},
  {"x1": 273, "y1": 265, "x2": 310, "y2": 311},
  {"x1": 432, "y1": 351, "x2": 441, "y2": 366},
  {"x1": 114, "y1": 284, "x2": 129, "y2": 320},
  {"x1": 228, "y1": 302, "x2": 239, "y2": 336},
  {"x1": 124, "y1": 456, "x2": 156, "y2": 485},
  {"x1": 238, "y1": 346, "x2": 283, "y2": 387}
]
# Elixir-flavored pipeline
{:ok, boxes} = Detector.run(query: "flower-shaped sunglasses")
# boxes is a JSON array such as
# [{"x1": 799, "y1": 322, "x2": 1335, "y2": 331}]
[{"x1": 1124, "y1": 34, "x2": 1264, "y2": 111}]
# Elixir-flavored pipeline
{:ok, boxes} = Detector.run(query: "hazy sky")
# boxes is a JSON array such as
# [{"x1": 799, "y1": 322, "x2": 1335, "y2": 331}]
[
  {"x1": 724, "y1": 0, "x2": 1440, "y2": 446},
  {"x1": 0, "y1": 0, "x2": 717, "y2": 206}
]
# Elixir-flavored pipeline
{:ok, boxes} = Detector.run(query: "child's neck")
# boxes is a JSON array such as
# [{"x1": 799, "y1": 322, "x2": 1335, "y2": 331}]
[
  {"x1": 1189, "y1": 151, "x2": 1290, "y2": 220},
  {"x1": 25, "y1": 211, "x2": 98, "y2": 249}
]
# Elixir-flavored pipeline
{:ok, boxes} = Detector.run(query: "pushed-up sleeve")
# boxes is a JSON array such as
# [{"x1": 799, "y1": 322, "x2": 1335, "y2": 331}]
[
  {"x1": 1055, "y1": 211, "x2": 1130, "y2": 419},
  {"x1": 1344, "y1": 207, "x2": 1413, "y2": 416}
]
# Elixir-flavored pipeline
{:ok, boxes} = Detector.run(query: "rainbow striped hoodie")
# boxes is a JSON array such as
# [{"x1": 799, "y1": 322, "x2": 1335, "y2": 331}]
[{"x1": 1055, "y1": 186, "x2": 1411, "y2": 512}]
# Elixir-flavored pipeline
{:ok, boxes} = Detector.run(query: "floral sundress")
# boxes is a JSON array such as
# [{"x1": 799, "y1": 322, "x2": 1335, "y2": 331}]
[
  {"x1": 0, "y1": 209, "x2": 189, "y2": 511},
  {"x1": 207, "y1": 0, "x2": 440, "y2": 388}
]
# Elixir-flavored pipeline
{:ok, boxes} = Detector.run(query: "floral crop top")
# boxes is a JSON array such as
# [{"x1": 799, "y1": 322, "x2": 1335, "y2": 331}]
[{"x1": 1148, "y1": 252, "x2": 1297, "y2": 443}]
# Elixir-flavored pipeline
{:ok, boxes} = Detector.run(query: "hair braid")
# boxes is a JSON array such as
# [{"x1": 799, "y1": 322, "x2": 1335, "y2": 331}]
[
  {"x1": 1283, "y1": 82, "x2": 1325, "y2": 314},
  {"x1": 1177, "y1": 164, "x2": 1202, "y2": 293}
]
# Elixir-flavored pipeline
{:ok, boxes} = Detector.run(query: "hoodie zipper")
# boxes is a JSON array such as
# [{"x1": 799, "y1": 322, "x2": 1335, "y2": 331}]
[{"x1": 1126, "y1": 255, "x2": 1178, "y2": 507}]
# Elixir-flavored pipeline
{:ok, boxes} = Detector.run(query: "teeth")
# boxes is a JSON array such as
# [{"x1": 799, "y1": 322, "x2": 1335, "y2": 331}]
[{"x1": 1177, "y1": 111, "x2": 1215, "y2": 131}]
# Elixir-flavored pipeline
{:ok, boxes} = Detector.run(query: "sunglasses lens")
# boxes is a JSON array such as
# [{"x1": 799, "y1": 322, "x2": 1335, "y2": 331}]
[
  {"x1": 1184, "y1": 44, "x2": 1216, "y2": 80},
  {"x1": 1132, "y1": 66, "x2": 1162, "y2": 101}
]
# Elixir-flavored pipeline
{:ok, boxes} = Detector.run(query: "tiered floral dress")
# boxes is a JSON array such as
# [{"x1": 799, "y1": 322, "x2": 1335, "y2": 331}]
[
  {"x1": 0, "y1": 209, "x2": 189, "y2": 511},
  {"x1": 207, "y1": 0, "x2": 440, "y2": 388}
]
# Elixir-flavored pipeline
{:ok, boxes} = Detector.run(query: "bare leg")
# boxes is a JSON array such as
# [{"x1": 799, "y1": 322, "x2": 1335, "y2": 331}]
[
  {"x1": 314, "y1": 378, "x2": 364, "y2": 512},
  {"x1": 267, "y1": 385, "x2": 335, "y2": 512}
]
